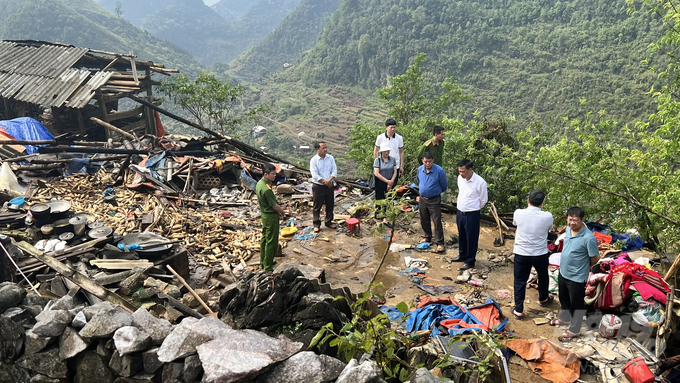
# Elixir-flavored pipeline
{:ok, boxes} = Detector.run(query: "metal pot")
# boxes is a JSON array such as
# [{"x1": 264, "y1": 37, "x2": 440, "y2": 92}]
[
  {"x1": 120, "y1": 233, "x2": 173, "y2": 259},
  {"x1": 30, "y1": 204, "x2": 51, "y2": 221},
  {"x1": 58, "y1": 232, "x2": 74, "y2": 244},
  {"x1": 47, "y1": 200, "x2": 71, "y2": 220},
  {"x1": 53, "y1": 218, "x2": 73, "y2": 235},
  {"x1": 69, "y1": 215, "x2": 89, "y2": 237},
  {"x1": 88, "y1": 226, "x2": 113, "y2": 240}
]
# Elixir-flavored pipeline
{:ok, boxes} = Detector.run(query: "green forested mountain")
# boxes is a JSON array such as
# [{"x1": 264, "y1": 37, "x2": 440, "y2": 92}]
[
  {"x1": 141, "y1": 0, "x2": 234, "y2": 65},
  {"x1": 228, "y1": 0, "x2": 341, "y2": 80},
  {"x1": 96, "y1": 0, "x2": 172, "y2": 26},
  {"x1": 0, "y1": 0, "x2": 205, "y2": 75},
  {"x1": 142, "y1": 0, "x2": 300, "y2": 66},
  {"x1": 211, "y1": 0, "x2": 258, "y2": 22},
  {"x1": 291, "y1": 0, "x2": 666, "y2": 124}
]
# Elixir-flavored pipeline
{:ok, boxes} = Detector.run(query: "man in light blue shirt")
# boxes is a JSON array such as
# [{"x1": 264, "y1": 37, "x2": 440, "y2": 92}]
[
  {"x1": 554, "y1": 206, "x2": 600, "y2": 341},
  {"x1": 310, "y1": 141, "x2": 338, "y2": 232},
  {"x1": 416, "y1": 152, "x2": 448, "y2": 253}
]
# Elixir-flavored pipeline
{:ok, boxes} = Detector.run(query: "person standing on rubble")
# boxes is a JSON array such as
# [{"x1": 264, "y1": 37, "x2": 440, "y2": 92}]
[
  {"x1": 416, "y1": 152, "x2": 448, "y2": 253},
  {"x1": 454, "y1": 159, "x2": 488, "y2": 271},
  {"x1": 374, "y1": 118, "x2": 404, "y2": 185},
  {"x1": 511, "y1": 190, "x2": 554, "y2": 320},
  {"x1": 551, "y1": 206, "x2": 599, "y2": 341},
  {"x1": 373, "y1": 142, "x2": 397, "y2": 201},
  {"x1": 310, "y1": 141, "x2": 338, "y2": 233},
  {"x1": 418, "y1": 125, "x2": 445, "y2": 165},
  {"x1": 256, "y1": 163, "x2": 285, "y2": 272}
]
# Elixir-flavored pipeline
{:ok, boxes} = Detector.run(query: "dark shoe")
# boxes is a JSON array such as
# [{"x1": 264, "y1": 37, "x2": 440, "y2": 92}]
[
  {"x1": 538, "y1": 295, "x2": 554, "y2": 307},
  {"x1": 512, "y1": 307, "x2": 524, "y2": 320},
  {"x1": 459, "y1": 263, "x2": 474, "y2": 271},
  {"x1": 449, "y1": 257, "x2": 466, "y2": 262},
  {"x1": 326, "y1": 222, "x2": 337, "y2": 229},
  {"x1": 313, "y1": 226, "x2": 320, "y2": 233}
]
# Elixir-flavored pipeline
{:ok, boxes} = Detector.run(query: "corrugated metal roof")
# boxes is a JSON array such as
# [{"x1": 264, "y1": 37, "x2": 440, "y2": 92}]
[
  {"x1": 0, "y1": 43, "x2": 87, "y2": 78},
  {"x1": 68, "y1": 71, "x2": 114, "y2": 109}
]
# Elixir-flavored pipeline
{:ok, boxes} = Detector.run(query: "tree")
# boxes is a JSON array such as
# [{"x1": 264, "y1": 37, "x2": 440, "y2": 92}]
[
  {"x1": 159, "y1": 72, "x2": 268, "y2": 136},
  {"x1": 114, "y1": 0, "x2": 123, "y2": 18}
]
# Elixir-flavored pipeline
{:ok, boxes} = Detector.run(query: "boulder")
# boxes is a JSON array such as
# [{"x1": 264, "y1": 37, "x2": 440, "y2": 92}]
[
  {"x1": 79, "y1": 305, "x2": 133, "y2": 339},
  {"x1": 197, "y1": 329, "x2": 303, "y2": 383},
  {"x1": 113, "y1": 326, "x2": 151, "y2": 356},
  {"x1": 24, "y1": 329, "x2": 55, "y2": 355},
  {"x1": 335, "y1": 359, "x2": 386, "y2": 383},
  {"x1": 29, "y1": 374, "x2": 62, "y2": 383},
  {"x1": 157, "y1": 317, "x2": 231, "y2": 362},
  {"x1": 0, "y1": 361, "x2": 31, "y2": 383},
  {"x1": 0, "y1": 316, "x2": 25, "y2": 359},
  {"x1": 109, "y1": 350, "x2": 143, "y2": 378},
  {"x1": 59, "y1": 326, "x2": 90, "y2": 360},
  {"x1": 16, "y1": 347, "x2": 67, "y2": 379},
  {"x1": 161, "y1": 362, "x2": 184, "y2": 383},
  {"x1": 142, "y1": 348, "x2": 163, "y2": 374},
  {"x1": 183, "y1": 354, "x2": 203, "y2": 383},
  {"x1": 21, "y1": 293, "x2": 51, "y2": 308},
  {"x1": 1, "y1": 307, "x2": 35, "y2": 327},
  {"x1": 131, "y1": 308, "x2": 173, "y2": 345},
  {"x1": 33, "y1": 310, "x2": 72, "y2": 337},
  {"x1": 411, "y1": 367, "x2": 445, "y2": 383},
  {"x1": 74, "y1": 350, "x2": 114, "y2": 383},
  {"x1": 112, "y1": 373, "x2": 156, "y2": 383},
  {"x1": 47, "y1": 295, "x2": 75, "y2": 311},
  {"x1": 256, "y1": 351, "x2": 345, "y2": 383},
  {"x1": 0, "y1": 282, "x2": 26, "y2": 313},
  {"x1": 71, "y1": 311, "x2": 87, "y2": 329}
]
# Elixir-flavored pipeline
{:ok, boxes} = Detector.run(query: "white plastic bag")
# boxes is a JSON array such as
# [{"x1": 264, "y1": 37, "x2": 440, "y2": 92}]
[{"x1": 0, "y1": 162, "x2": 26, "y2": 197}]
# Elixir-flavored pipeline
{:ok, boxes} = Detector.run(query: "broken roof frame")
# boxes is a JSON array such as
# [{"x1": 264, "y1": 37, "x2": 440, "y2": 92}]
[{"x1": 0, "y1": 39, "x2": 177, "y2": 110}]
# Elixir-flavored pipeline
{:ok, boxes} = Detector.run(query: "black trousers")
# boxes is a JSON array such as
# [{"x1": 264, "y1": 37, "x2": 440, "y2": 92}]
[
  {"x1": 375, "y1": 178, "x2": 388, "y2": 201},
  {"x1": 558, "y1": 273, "x2": 587, "y2": 334},
  {"x1": 513, "y1": 253, "x2": 550, "y2": 313},
  {"x1": 456, "y1": 210, "x2": 480, "y2": 266},
  {"x1": 419, "y1": 195, "x2": 444, "y2": 245},
  {"x1": 312, "y1": 183, "x2": 335, "y2": 227}
]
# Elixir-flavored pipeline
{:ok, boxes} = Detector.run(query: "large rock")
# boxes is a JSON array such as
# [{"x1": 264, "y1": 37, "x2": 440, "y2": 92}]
[
  {"x1": 24, "y1": 329, "x2": 56, "y2": 355},
  {"x1": 29, "y1": 374, "x2": 63, "y2": 383},
  {"x1": 161, "y1": 362, "x2": 184, "y2": 383},
  {"x1": 74, "y1": 350, "x2": 114, "y2": 383},
  {"x1": 256, "y1": 351, "x2": 345, "y2": 383},
  {"x1": 33, "y1": 310, "x2": 72, "y2": 337},
  {"x1": 21, "y1": 293, "x2": 51, "y2": 308},
  {"x1": 113, "y1": 326, "x2": 151, "y2": 356},
  {"x1": 131, "y1": 308, "x2": 173, "y2": 345},
  {"x1": 335, "y1": 359, "x2": 386, "y2": 383},
  {"x1": 109, "y1": 350, "x2": 143, "y2": 378},
  {"x1": 0, "y1": 282, "x2": 26, "y2": 313},
  {"x1": 79, "y1": 305, "x2": 133, "y2": 338},
  {"x1": 197, "y1": 329, "x2": 303, "y2": 383},
  {"x1": 71, "y1": 311, "x2": 87, "y2": 329},
  {"x1": 142, "y1": 348, "x2": 163, "y2": 374},
  {"x1": 157, "y1": 317, "x2": 231, "y2": 362},
  {"x1": 16, "y1": 347, "x2": 67, "y2": 379},
  {"x1": 59, "y1": 326, "x2": 90, "y2": 360},
  {"x1": 112, "y1": 373, "x2": 156, "y2": 383},
  {"x1": 2, "y1": 307, "x2": 35, "y2": 327},
  {"x1": 0, "y1": 316, "x2": 24, "y2": 359},
  {"x1": 0, "y1": 361, "x2": 31, "y2": 383},
  {"x1": 183, "y1": 355, "x2": 203, "y2": 383},
  {"x1": 47, "y1": 295, "x2": 75, "y2": 311}
]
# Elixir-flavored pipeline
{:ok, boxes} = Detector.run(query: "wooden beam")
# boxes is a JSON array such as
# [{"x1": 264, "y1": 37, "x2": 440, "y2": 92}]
[
  {"x1": 97, "y1": 94, "x2": 110, "y2": 140},
  {"x1": 107, "y1": 106, "x2": 143, "y2": 122},
  {"x1": 90, "y1": 117, "x2": 136, "y2": 140},
  {"x1": 76, "y1": 109, "x2": 86, "y2": 134},
  {"x1": 101, "y1": 57, "x2": 120, "y2": 72},
  {"x1": 129, "y1": 52, "x2": 138, "y2": 83}
]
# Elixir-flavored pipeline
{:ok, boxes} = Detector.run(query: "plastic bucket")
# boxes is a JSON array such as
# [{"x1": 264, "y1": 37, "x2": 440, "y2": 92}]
[
  {"x1": 598, "y1": 314, "x2": 622, "y2": 338},
  {"x1": 622, "y1": 357, "x2": 654, "y2": 383}
]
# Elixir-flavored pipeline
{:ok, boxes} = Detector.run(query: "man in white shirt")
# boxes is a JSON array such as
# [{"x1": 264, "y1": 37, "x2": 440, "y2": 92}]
[
  {"x1": 511, "y1": 190, "x2": 554, "y2": 320},
  {"x1": 310, "y1": 141, "x2": 338, "y2": 232},
  {"x1": 454, "y1": 159, "x2": 488, "y2": 271},
  {"x1": 374, "y1": 118, "x2": 404, "y2": 185}
]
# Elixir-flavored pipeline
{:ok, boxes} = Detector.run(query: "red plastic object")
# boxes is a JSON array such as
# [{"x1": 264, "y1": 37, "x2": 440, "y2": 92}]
[
  {"x1": 622, "y1": 357, "x2": 655, "y2": 383},
  {"x1": 345, "y1": 218, "x2": 360, "y2": 233}
]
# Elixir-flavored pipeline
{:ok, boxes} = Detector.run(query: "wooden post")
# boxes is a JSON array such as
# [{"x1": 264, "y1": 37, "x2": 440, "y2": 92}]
[
  {"x1": 76, "y1": 109, "x2": 86, "y2": 134},
  {"x1": 145, "y1": 67, "x2": 157, "y2": 135},
  {"x1": 97, "y1": 94, "x2": 111, "y2": 140},
  {"x1": 2, "y1": 98, "x2": 12, "y2": 119},
  {"x1": 52, "y1": 107, "x2": 62, "y2": 133}
]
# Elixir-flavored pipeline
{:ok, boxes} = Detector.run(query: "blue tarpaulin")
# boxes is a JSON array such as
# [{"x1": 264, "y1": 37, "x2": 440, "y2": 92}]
[{"x1": 0, "y1": 117, "x2": 54, "y2": 154}]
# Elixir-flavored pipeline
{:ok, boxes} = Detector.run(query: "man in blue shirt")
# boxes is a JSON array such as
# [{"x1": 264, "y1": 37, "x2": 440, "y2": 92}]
[
  {"x1": 552, "y1": 206, "x2": 600, "y2": 341},
  {"x1": 310, "y1": 141, "x2": 338, "y2": 232},
  {"x1": 416, "y1": 152, "x2": 448, "y2": 253}
]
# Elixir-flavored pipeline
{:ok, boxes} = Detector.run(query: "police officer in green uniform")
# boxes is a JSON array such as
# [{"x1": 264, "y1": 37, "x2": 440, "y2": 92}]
[
  {"x1": 418, "y1": 125, "x2": 445, "y2": 165},
  {"x1": 256, "y1": 163, "x2": 285, "y2": 271}
]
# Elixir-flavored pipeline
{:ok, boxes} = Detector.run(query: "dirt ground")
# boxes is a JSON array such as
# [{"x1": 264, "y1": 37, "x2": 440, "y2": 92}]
[{"x1": 275, "y1": 211, "x2": 568, "y2": 382}]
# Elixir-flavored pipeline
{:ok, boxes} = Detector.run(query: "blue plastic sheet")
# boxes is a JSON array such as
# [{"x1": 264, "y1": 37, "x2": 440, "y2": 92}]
[
  {"x1": 586, "y1": 222, "x2": 644, "y2": 251},
  {"x1": 405, "y1": 298, "x2": 508, "y2": 337},
  {"x1": 0, "y1": 117, "x2": 54, "y2": 154}
]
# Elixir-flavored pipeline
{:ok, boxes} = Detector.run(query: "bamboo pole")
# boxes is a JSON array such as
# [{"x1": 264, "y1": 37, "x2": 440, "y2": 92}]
[{"x1": 166, "y1": 265, "x2": 217, "y2": 318}]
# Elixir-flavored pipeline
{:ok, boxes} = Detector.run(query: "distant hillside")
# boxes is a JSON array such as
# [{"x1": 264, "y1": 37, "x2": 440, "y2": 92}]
[
  {"x1": 141, "y1": 0, "x2": 235, "y2": 65},
  {"x1": 211, "y1": 0, "x2": 257, "y2": 21},
  {"x1": 143, "y1": 0, "x2": 300, "y2": 66},
  {"x1": 0, "y1": 0, "x2": 205, "y2": 75},
  {"x1": 228, "y1": 0, "x2": 340, "y2": 80},
  {"x1": 293, "y1": 0, "x2": 666, "y2": 125},
  {"x1": 96, "y1": 0, "x2": 172, "y2": 26}
]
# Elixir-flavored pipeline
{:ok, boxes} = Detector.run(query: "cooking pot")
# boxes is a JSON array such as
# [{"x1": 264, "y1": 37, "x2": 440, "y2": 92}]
[
  {"x1": 47, "y1": 200, "x2": 72, "y2": 220},
  {"x1": 88, "y1": 226, "x2": 113, "y2": 240},
  {"x1": 30, "y1": 204, "x2": 51, "y2": 221},
  {"x1": 120, "y1": 233, "x2": 174, "y2": 259},
  {"x1": 69, "y1": 215, "x2": 89, "y2": 237},
  {"x1": 53, "y1": 218, "x2": 73, "y2": 235}
]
